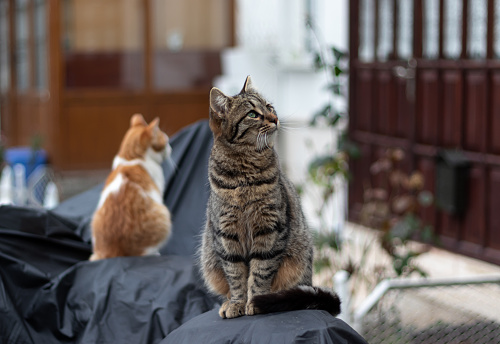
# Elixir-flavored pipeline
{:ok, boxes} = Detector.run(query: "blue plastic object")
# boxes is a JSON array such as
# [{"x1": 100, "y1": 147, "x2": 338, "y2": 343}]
[{"x1": 4, "y1": 147, "x2": 48, "y2": 178}]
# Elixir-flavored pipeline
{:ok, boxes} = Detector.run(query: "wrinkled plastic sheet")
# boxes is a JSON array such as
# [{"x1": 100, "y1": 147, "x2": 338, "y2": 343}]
[
  {"x1": 0, "y1": 120, "x2": 367, "y2": 344},
  {"x1": 163, "y1": 309, "x2": 367, "y2": 344}
]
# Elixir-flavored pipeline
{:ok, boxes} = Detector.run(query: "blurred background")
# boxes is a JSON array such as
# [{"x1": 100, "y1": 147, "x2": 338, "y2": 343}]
[
  {"x1": 2, "y1": 0, "x2": 500, "y2": 342},
  {"x1": 0, "y1": 0, "x2": 346, "y2": 196}
]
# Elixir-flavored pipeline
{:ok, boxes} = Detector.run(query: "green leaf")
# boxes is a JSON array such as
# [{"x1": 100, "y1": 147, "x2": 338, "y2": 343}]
[
  {"x1": 310, "y1": 104, "x2": 332, "y2": 126},
  {"x1": 331, "y1": 47, "x2": 348, "y2": 60},
  {"x1": 329, "y1": 113, "x2": 342, "y2": 126},
  {"x1": 313, "y1": 231, "x2": 342, "y2": 251},
  {"x1": 334, "y1": 65, "x2": 343, "y2": 77},
  {"x1": 313, "y1": 256, "x2": 331, "y2": 274},
  {"x1": 313, "y1": 52, "x2": 324, "y2": 70},
  {"x1": 327, "y1": 83, "x2": 343, "y2": 96}
]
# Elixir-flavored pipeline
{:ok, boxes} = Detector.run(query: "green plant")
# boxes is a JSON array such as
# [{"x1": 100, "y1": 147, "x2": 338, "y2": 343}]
[
  {"x1": 305, "y1": 25, "x2": 383, "y2": 300},
  {"x1": 305, "y1": 23, "x2": 437, "y2": 303},
  {"x1": 305, "y1": 21, "x2": 362, "y2": 281},
  {"x1": 306, "y1": 21, "x2": 359, "y2": 231}
]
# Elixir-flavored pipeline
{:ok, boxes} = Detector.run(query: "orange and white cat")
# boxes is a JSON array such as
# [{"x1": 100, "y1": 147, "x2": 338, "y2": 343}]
[{"x1": 90, "y1": 114, "x2": 172, "y2": 261}]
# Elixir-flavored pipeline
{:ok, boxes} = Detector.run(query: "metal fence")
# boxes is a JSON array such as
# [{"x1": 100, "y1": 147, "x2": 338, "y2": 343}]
[{"x1": 351, "y1": 275, "x2": 500, "y2": 344}]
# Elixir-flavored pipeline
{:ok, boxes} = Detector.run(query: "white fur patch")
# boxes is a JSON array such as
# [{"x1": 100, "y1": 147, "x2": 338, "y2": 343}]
[
  {"x1": 112, "y1": 145, "x2": 170, "y2": 196},
  {"x1": 97, "y1": 173, "x2": 125, "y2": 208},
  {"x1": 143, "y1": 147, "x2": 167, "y2": 193},
  {"x1": 143, "y1": 247, "x2": 161, "y2": 256},
  {"x1": 112, "y1": 156, "x2": 142, "y2": 170},
  {"x1": 147, "y1": 189, "x2": 163, "y2": 204}
]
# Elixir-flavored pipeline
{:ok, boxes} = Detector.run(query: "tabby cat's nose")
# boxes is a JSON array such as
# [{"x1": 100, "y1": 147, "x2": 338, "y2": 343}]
[{"x1": 268, "y1": 114, "x2": 278, "y2": 125}]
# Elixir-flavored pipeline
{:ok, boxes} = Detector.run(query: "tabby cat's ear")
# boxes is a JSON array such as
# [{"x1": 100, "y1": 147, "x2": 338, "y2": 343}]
[
  {"x1": 131, "y1": 113, "x2": 147, "y2": 127},
  {"x1": 240, "y1": 75, "x2": 256, "y2": 94},
  {"x1": 210, "y1": 87, "x2": 229, "y2": 118}
]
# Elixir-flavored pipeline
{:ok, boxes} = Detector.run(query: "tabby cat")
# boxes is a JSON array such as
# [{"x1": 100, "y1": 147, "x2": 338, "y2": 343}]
[
  {"x1": 200, "y1": 76, "x2": 341, "y2": 319},
  {"x1": 90, "y1": 114, "x2": 172, "y2": 261}
]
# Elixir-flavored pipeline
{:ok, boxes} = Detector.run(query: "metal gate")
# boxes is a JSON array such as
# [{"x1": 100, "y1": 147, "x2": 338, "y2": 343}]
[{"x1": 348, "y1": 0, "x2": 500, "y2": 265}]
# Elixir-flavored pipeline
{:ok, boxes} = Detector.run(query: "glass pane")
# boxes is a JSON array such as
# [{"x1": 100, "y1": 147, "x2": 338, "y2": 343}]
[
  {"x1": 62, "y1": 0, "x2": 145, "y2": 89},
  {"x1": 34, "y1": 0, "x2": 47, "y2": 90},
  {"x1": 0, "y1": 0, "x2": 10, "y2": 92},
  {"x1": 152, "y1": 0, "x2": 231, "y2": 91},
  {"x1": 467, "y1": 0, "x2": 487, "y2": 59},
  {"x1": 397, "y1": 0, "x2": 414, "y2": 59},
  {"x1": 16, "y1": 0, "x2": 29, "y2": 91},
  {"x1": 378, "y1": 0, "x2": 394, "y2": 61},
  {"x1": 495, "y1": 0, "x2": 500, "y2": 58},
  {"x1": 443, "y1": 0, "x2": 462, "y2": 59},
  {"x1": 359, "y1": 0, "x2": 375, "y2": 62},
  {"x1": 423, "y1": 0, "x2": 439, "y2": 59}
]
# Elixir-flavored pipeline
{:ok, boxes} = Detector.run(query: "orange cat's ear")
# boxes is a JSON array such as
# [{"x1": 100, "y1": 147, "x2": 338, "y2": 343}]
[
  {"x1": 145, "y1": 117, "x2": 160, "y2": 139},
  {"x1": 240, "y1": 75, "x2": 256, "y2": 94},
  {"x1": 148, "y1": 117, "x2": 160, "y2": 129},
  {"x1": 131, "y1": 114, "x2": 147, "y2": 127}
]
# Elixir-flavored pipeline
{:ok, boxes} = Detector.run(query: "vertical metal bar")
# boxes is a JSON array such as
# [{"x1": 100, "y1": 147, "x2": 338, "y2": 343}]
[
  {"x1": 484, "y1": 0, "x2": 494, "y2": 251},
  {"x1": 349, "y1": 0, "x2": 359, "y2": 142},
  {"x1": 413, "y1": 0, "x2": 423, "y2": 58},
  {"x1": 438, "y1": 0, "x2": 444, "y2": 59},
  {"x1": 393, "y1": 0, "x2": 398, "y2": 60},
  {"x1": 487, "y1": 0, "x2": 494, "y2": 59},
  {"x1": 461, "y1": 0, "x2": 468, "y2": 59},
  {"x1": 409, "y1": 0, "x2": 423, "y2": 172},
  {"x1": 348, "y1": 0, "x2": 360, "y2": 216},
  {"x1": 374, "y1": 0, "x2": 380, "y2": 61}
]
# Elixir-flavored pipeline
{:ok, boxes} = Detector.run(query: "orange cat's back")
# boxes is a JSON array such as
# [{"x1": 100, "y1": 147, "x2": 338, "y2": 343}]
[{"x1": 90, "y1": 114, "x2": 172, "y2": 261}]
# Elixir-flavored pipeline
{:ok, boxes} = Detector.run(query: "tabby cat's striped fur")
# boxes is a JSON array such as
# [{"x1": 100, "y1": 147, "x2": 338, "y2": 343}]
[{"x1": 200, "y1": 76, "x2": 341, "y2": 319}]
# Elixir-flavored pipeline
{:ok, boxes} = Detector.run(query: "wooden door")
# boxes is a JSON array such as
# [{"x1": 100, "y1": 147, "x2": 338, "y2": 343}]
[{"x1": 349, "y1": 0, "x2": 500, "y2": 264}]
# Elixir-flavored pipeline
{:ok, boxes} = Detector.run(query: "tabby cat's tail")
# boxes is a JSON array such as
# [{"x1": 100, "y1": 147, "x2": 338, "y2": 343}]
[{"x1": 251, "y1": 286, "x2": 341, "y2": 316}]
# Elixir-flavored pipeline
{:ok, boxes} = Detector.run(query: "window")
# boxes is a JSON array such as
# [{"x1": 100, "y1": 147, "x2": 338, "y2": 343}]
[
  {"x1": 151, "y1": 0, "x2": 232, "y2": 90},
  {"x1": 62, "y1": 0, "x2": 145, "y2": 89},
  {"x1": 359, "y1": 0, "x2": 375, "y2": 62},
  {"x1": 61, "y1": 0, "x2": 232, "y2": 91},
  {"x1": 443, "y1": 0, "x2": 462, "y2": 59},
  {"x1": 16, "y1": 0, "x2": 29, "y2": 91},
  {"x1": 423, "y1": 0, "x2": 439, "y2": 59},
  {"x1": 34, "y1": 0, "x2": 47, "y2": 90},
  {"x1": 0, "y1": 0, "x2": 10, "y2": 92},
  {"x1": 467, "y1": 0, "x2": 487, "y2": 59},
  {"x1": 377, "y1": 0, "x2": 394, "y2": 61},
  {"x1": 397, "y1": 0, "x2": 414, "y2": 59}
]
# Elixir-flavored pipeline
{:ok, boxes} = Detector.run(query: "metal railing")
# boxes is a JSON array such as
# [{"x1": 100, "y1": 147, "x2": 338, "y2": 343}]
[{"x1": 335, "y1": 273, "x2": 500, "y2": 344}]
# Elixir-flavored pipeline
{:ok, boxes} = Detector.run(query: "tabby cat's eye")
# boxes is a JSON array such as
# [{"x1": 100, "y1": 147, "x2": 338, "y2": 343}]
[{"x1": 247, "y1": 111, "x2": 258, "y2": 118}]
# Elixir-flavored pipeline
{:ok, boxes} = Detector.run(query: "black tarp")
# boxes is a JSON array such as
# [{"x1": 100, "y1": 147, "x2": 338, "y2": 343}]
[{"x1": 0, "y1": 120, "x2": 368, "y2": 344}]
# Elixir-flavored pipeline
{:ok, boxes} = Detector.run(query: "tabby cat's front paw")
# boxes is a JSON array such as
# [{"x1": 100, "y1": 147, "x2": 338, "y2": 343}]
[
  {"x1": 219, "y1": 300, "x2": 246, "y2": 319},
  {"x1": 245, "y1": 301, "x2": 260, "y2": 316}
]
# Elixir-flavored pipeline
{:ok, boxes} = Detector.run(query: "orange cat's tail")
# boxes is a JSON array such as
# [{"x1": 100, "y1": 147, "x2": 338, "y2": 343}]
[{"x1": 251, "y1": 286, "x2": 341, "y2": 316}]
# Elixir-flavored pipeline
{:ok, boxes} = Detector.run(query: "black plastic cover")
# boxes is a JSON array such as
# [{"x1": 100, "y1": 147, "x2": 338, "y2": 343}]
[{"x1": 0, "y1": 120, "x2": 367, "y2": 344}]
